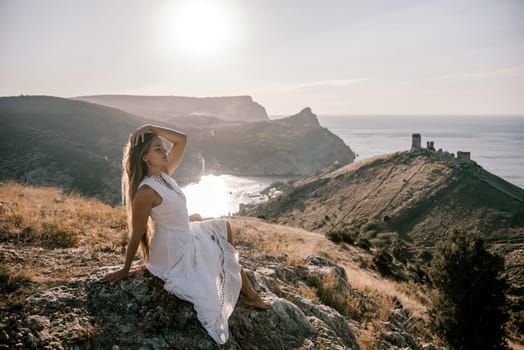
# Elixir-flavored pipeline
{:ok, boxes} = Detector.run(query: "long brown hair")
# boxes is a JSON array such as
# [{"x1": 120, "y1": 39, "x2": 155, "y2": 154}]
[{"x1": 121, "y1": 132, "x2": 158, "y2": 260}]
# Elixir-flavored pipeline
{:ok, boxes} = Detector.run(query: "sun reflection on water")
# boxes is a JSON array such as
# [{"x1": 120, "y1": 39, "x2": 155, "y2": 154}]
[
  {"x1": 182, "y1": 174, "x2": 293, "y2": 218},
  {"x1": 183, "y1": 175, "x2": 230, "y2": 218}
]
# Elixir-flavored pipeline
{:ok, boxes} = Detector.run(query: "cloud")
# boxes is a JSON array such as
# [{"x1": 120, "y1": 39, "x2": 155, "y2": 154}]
[{"x1": 431, "y1": 66, "x2": 524, "y2": 81}]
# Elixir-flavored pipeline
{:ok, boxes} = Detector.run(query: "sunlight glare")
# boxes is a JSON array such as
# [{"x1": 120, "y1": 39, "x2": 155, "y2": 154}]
[
  {"x1": 183, "y1": 175, "x2": 230, "y2": 218},
  {"x1": 172, "y1": 2, "x2": 231, "y2": 55}
]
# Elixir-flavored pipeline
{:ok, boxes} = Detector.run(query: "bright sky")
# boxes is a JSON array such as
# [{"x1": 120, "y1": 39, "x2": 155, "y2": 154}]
[{"x1": 1, "y1": 0, "x2": 523, "y2": 115}]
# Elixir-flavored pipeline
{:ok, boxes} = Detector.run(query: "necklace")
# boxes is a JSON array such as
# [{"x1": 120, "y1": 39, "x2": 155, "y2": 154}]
[
  {"x1": 149, "y1": 174, "x2": 185, "y2": 198},
  {"x1": 150, "y1": 174, "x2": 171, "y2": 188}
]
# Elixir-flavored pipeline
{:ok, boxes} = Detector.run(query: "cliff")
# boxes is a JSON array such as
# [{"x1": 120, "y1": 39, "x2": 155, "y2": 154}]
[
  {"x1": 0, "y1": 183, "x2": 445, "y2": 349},
  {"x1": 74, "y1": 95, "x2": 269, "y2": 123},
  {"x1": 177, "y1": 107, "x2": 355, "y2": 181}
]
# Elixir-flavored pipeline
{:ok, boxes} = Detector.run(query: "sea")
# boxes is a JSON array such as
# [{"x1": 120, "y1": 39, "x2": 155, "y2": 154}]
[{"x1": 182, "y1": 115, "x2": 524, "y2": 218}]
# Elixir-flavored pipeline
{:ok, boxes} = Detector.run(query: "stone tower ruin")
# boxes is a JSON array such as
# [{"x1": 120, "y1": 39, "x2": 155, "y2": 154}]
[
  {"x1": 457, "y1": 151, "x2": 471, "y2": 162},
  {"x1": 411, "y1": 133, "x2": 421, "y2": 151}
]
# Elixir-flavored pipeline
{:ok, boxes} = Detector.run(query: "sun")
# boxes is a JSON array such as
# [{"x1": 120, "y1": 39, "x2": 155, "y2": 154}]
[{"x1": 172, "y1": 2, "x2": 231, "y2": 55}]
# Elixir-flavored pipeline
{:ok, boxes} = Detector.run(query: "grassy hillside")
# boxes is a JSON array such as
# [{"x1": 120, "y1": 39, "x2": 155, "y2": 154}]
[
  {"x1": 246, "y1": 150, "x2": 524, "y2": 246},
  {"x1": 0, "y1": 96, "x2": 145, "y2": 203},
  {"x1": 245, "y1": 150, "x2": 524, "y2": 334}
]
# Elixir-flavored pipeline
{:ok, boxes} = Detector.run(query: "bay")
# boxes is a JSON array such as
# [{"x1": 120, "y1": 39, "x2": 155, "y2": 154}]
[{"x1": 183, "y1": 115, "x2": 524, "y2": 217}]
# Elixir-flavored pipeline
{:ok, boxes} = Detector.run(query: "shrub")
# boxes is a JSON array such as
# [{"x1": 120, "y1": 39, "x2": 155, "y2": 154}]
[
  {"x1": 429, "y1": 229, "x2": 509, "y2": 350},
  {"x1": 40, "y1": 222, "x2": 80, "y2": 248},
  {"x1": 0, "y1": 263, "x2": 32, "y2": 293},
  {"x1": 326, "y1": 229, "x2": 356, "y2": 245},
  {"x1": 376, "y1": 231, "x2": 399, "y2": 243},
  {"x1": 361, "y1": 219, "x2": 381, "y2": 233},
  {"x1": 417, "y1": 249, "x2": 433, "y2": 263},
  {"x1": 372, "y1": 248, "x2": 394, "y2": 277},
  {"x1": 356, "y1": 238, "x2": 372, "y2": 251},
  {"x1": 389, "y1": 238, "x2": 410, "y2": 263}
]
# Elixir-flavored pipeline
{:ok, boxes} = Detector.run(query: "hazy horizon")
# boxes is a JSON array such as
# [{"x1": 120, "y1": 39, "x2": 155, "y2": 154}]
[{"x1": 1, "y1": 0, "x2": 523, "y2": 115}]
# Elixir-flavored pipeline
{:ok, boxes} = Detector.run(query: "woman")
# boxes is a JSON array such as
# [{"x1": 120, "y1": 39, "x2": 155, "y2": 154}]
[{"x1": 101, "y1": 124, "x2": 268, "y2": 345}]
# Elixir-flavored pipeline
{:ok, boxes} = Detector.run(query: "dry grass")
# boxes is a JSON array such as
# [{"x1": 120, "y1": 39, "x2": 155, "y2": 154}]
[
  {"x1": 355, "y1": 324, "x2": 381, "y2": 350},
  {"x1": 0, "y1": 181, "x2": 126, "y2": 250},
  {"x1": 509, "y1": 340, "x2": 524, "y2": 350},
  {"x1": 0, "y1": 262, "x2": 34, "y2": 293},
  {"x1": 230, "y1": 216, "x2": 438, "y2": 347},
  {"x1": 303, "y1": 273, "x2": 364, "y2": 321},
  {"x1": 231, "y1": 216, "x2": 428, "y2": 319}
]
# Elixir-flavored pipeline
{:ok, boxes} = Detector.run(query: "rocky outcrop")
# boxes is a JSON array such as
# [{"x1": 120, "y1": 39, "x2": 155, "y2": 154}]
[
  {"x1": 0, "y1": 249, "x2": 361, "y2": 349},
  {"x1": 276, "y1": 107, "x2": 320, "y2": 127},
  {"x1": 75, "y1": 95, "x2": 269, "y2": 122}
]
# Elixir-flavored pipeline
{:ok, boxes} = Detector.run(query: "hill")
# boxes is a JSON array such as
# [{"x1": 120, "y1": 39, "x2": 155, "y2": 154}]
[
  {"x1": 0, "y1": 182, "x2": 450, "y2": 349},
  {"x1": 0, "y1": 95, "x2": 145, "y2": 203},
  {"x1": 0, "y1": 96, "x2": 354, "y2": 203},
  {"x1": 180, "y1": 107, "x2": 355, "y2": 178},
  {"x1": 75, "y1": 94, "x2": 269, "y2": 122},
  {"x1": 243, "y1": 149, "x2": 524, "y2": 327}
]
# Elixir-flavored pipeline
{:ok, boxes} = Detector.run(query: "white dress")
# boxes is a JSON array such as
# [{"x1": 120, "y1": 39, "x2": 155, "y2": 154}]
[{"x1": 138, "y1": 173, "x2": 242, "y2": 344}]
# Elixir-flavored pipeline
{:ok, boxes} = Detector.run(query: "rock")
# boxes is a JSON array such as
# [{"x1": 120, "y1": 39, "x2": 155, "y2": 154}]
[
  {"x1": 386, "y1": 331, "x2": 406, "y2": 347},
  {"x1": 24, "y1": 315, "x2": 50, "y2": 332},
  {"x1": 389, "y1": 308, "x2": 408, "y2": 324},
  {"x1": 24, "y1": 333, "x2": 36, "y2": 349},
  {"x1": 2, "y1": 246, "x2": 372, "y2": 349},
  {"x1": 230, "y1": 295, "x2": 315, "y2": 345},
  {"x1": 0, "y1": 330, "x2": 9, "y2": 342},
  {"x1": 256, "y1": 267, "x2": 277, "y2": 279}
]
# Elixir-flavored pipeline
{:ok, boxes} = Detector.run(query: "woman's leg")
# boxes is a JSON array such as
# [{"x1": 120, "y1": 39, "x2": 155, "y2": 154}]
[{"x1": 226, "y1": 221, "x2": 269, "y2": 310}]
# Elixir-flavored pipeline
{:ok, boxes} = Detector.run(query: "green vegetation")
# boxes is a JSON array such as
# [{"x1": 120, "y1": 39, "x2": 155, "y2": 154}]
[{"x1": 429, "y1": 229, "x2": 509, "y2": 350}]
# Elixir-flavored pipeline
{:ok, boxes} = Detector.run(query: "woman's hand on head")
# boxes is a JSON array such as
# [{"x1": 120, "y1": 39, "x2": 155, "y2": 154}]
[
  {"x1": 131, "y1": 124, "x2": 153, "y2": 146},
  {"x1": 100, "y1": 268, "x2": 129, "y2": 283}
]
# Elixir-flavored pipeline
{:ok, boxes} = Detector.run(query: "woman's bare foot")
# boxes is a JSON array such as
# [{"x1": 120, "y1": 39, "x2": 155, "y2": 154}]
[{"x1": 240, "y1": 293, "x2": 270, "y2": 310}]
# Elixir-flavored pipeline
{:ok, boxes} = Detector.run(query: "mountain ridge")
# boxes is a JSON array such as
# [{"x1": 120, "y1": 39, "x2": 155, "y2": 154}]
[
  {"x1": 74, "y1": 94, "x2": 269, "y2": 123},
  {"x1": 0, "y1": 96, "x2": 354, "y2": 203}
]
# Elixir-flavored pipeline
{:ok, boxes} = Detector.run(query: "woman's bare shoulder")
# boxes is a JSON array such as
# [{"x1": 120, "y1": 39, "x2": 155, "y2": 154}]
[{"x1": 135, "y1": 184, "x2": 162, "y2": 207}]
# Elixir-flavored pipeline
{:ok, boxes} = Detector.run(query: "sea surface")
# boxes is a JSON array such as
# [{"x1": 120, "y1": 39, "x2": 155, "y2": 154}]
[{"x1": 183, "y1": 115, "x2": 524, "y2": 217}]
